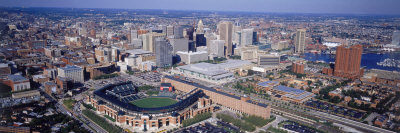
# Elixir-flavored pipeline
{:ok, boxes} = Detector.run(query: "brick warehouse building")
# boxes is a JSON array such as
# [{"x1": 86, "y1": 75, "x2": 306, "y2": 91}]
[{"x1": 162, "y1": 76, "x2": 271, "y2": 119}]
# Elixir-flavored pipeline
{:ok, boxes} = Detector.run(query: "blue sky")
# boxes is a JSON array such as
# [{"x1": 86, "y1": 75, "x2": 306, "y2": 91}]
[{"x1": 1, "y1": 0, "x2": 400, "y2": 15}]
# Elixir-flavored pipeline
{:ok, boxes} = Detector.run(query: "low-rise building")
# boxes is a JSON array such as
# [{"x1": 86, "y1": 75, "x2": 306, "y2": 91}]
[
  {"x1": 176, "y1": 51, "x2": 208, "y2": 64},
  {"x1": 5, "y1": 75, "x2": 31, "y2": 92}
]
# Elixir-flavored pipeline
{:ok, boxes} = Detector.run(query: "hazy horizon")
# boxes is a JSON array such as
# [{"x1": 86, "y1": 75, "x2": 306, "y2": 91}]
[{"x1": 1, "y1": 0, "x2": 400, "y2": 15}]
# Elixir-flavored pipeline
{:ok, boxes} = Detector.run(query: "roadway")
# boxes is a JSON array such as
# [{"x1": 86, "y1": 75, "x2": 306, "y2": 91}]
[{"x1": 40, "y1": 89, "x2": 107, "y2": 133}]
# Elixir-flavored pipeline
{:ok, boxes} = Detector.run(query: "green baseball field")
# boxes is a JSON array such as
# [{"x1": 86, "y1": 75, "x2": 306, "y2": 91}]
[{"x1": 130, "y1": 97, "x2": 177, "y2": 108}]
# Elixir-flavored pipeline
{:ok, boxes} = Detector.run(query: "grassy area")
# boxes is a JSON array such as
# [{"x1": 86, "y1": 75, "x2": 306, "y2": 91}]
[
  {"x1": 130, "y1": 97, "x2": 177, "y2": 108},
  {"x1": 104, "y1": 115, "x2": 116, "y2": 122},
  {"x1": 216, "y1": 113, "x2": 256, "y2": 132},
  {"x1": 243, "y1": 115, "x2": 275, "y2": 127},
  {"x1": 82, "y1": 103, "x2": 96, "y2": 111},
  {"x1": 146, "y1": 90, "x2": 159, "y2": 96},
  {"x1": 63, "y1": 99, "x2": 76, "y2": 110},
  {"x1": 182, "y1": 112, "x2": 212, "y2": 127},
  {"x1": 138, "y1": 85, "x2": 154, "y2": 91},
  {"x1": 82, "y1": 109, "x2": 122, "y2": 133}
]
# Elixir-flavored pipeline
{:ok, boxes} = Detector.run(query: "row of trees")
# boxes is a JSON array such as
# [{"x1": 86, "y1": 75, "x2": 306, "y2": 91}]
[
  {"x1": 216, "y1": 113, "x2": 256, "y2": 132},
  {"x1": 82, "y1": 109, "x2": 122, "y2": 133},
  {"x1": 182, "y1": 112, "x2": 212, "y2": 127},
  {"x1": 93, "y1": 73, "x2": 119, "y2": 80},
  {"x1": 233, "y1": 81, "x2": 256, "y2": 94}
]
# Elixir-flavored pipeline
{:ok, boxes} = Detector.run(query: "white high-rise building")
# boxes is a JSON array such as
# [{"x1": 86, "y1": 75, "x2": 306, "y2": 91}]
[
  {"x1": 166, "y1": 26, "x2": 174, "y2": 37},
  {"x1": 174, "y1": 25, "x2": 184, "y2": 39},
  {"x1": 209, "y1": 40, "x2": 225, "y2": 58},
  {"x1": 177, "y1": 51, "x2": 208, "y2": 64},
  {"x1": 295, "y1": 29, "x2": 306, "y2": 53},
  {"x1": 141, "y1": 33, "x2": 151, "y2": 52},
  {"x1": 241, "y1": 28, "x2": 254, "y2": 46},
  {"x1": 130, "y1": 29, "x2": 138, "y2": 40},
  {"x1": 57, "y1": 65, "x2": 84, "y2": 83}
]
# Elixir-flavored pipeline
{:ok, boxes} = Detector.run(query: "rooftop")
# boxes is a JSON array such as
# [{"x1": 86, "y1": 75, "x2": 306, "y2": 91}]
[
  {"x1": 257, "y1": 81, "x2": 279, "y2": 87},
  {"x1": 59, "y1": 65, "x2": 83, "y2": 71},
  {"x1": 177, "y1": 60, "x2": 252, "y2": 76},
  {"x1": 8, "y1": 75, "x2": 28, "y2": 82},
  {"x1": 370, "y1": 69, "x2": 400, "y2": 80}
]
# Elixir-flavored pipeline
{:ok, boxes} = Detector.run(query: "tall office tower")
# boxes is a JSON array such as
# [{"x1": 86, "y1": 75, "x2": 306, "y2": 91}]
[
  {"x1": 295, "y1": 29, "x2": 306, "y2": 53},
  {"x1": 174, "y1": 25, "x2": 184, "y2": 39},
  {"x1": 334, "y1": 45, "x2": 363, "y2": 80},
  {"x1": 167, "y1": 26, "x2": 174, "y2": 37},
  {"x1": 158, "y1": 25, "x2": 167, "y2": 33},
  {"x1": 209, "y1": 40, "x2": 225, "y2": 58},
  {"x1": 252, "y1": 31, "x2": 258, "y2": 44},
  {"x1": 196, "y1": 34, "x2": 206, "y2": 47},
  {"x1": 57, "y1": 65, "x2": 84, "y2": 83},
  {"x1": 186, "y1": 27, "x2": 194, "y2": 40},
  {"x1": 233, "y1": 31, "x2": 242, "y2": 46},
  {"x1": 241, "y1": 28, "x2": 254, "y2": 46},
  {"x1": 130, "y1": 29, "x2": 138, "y2": 40},
  {"x1": 170, "y1": 38, "x2": 189, "y2": 55},
  {"x1": 218, "y1": 21, "x2": 233, "y2": 56},
  {"x1": 155, "y1": 38, "x2": 173, "y2": 67},
  {"x1": 392, "y1": 30, "x2": 400, "y2": 46},
  {"x1": 196, "y1": 20, "x2": 204, "y2": 34},
  {"x1": 142, "y1": 33, "x2": 151, "y2": 52}
]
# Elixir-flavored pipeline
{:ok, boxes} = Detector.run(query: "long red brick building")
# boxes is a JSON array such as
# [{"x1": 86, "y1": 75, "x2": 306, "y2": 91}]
[{"x1": 162, "y1": 76, "x2": 271, "y2": 119}]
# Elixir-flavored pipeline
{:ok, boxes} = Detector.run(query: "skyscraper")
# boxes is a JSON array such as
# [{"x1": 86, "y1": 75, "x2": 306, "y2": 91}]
[
  {"x1": 166, "y1": 25, "x2": 174, "y2": 37},
  {"x1": 334, "y1": 45, "x2": 363, "y2": 80},
  {"x1": 295, "y1": 29, "x2": 306, "y2": 53},
  {"x1": 195, "y1": 33, "x2": 206, "y2": 47},
  {"x1": 209, "y1": 40, "x2": 225, "y2": 58},
  {"x1": 392, "y1": 30, "x2": 400, "y2": 46},
  {"x1": 218, "y1": 21, "x2": 233, "y2": 57},
  {"x1": 241, "y1": 28, "x2": 254, "y2": 46},
  {"x1": 173, "y1": 25, "x2": 184, "y2": 39},
  {"x1": 155, "y1": 38, "x2": 173, "y2": 67},
  {"x1": 196, "y1": 20, "x2": 204, "y2": 34}
]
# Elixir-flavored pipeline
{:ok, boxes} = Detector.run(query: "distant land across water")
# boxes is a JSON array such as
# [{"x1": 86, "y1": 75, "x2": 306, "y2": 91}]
[{"x1": 304, "y1": 52, "x2": 400, "y2": 72}]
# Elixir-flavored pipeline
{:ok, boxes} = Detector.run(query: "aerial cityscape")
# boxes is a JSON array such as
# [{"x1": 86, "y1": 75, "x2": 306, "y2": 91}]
[{"x1": 0, "y1": 0, "x2": 400, "y2": 133}]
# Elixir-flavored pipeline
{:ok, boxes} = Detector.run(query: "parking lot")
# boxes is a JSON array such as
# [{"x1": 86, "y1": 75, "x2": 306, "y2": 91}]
[
  {"x1": 136, "y1": 72, "x2": 162, "y2": 83},
  {"x1": 280, "y1": 120, "x2": 321, "y2": 133},
  {"x1": 304, "y1": 100, "x2": 365, "y2": 120},
  {"x1": 175, "y1": 121, "x2": 239, "y2": 133}
]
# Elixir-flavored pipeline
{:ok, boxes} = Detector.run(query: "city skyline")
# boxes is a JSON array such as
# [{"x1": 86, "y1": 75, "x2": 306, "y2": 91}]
[{"x1": 1, "y1": 0, "x2": 400, "y2": 15}]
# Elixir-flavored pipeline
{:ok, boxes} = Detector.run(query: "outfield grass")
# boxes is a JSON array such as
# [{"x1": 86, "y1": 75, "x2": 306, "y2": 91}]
[{"x1": 131, "y1": 97, "x2": 177, "y2": 108}]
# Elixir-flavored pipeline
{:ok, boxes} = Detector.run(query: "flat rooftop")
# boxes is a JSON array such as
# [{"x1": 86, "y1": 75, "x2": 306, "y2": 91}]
[
  {"x1": 59, "y1": 65, "x2": 82, "y2": 71},
  {"x1": 177, "y1": 60, "x2": 252, "y2": 77},
  {"x1": 8, "y1": 75, "x2": 28, "y2": 82}
]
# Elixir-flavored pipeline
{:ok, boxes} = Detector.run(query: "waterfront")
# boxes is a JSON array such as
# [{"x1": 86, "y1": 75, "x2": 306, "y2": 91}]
[{"x1": 304, "y1": 52, "x2": 400, "y2": 72}]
